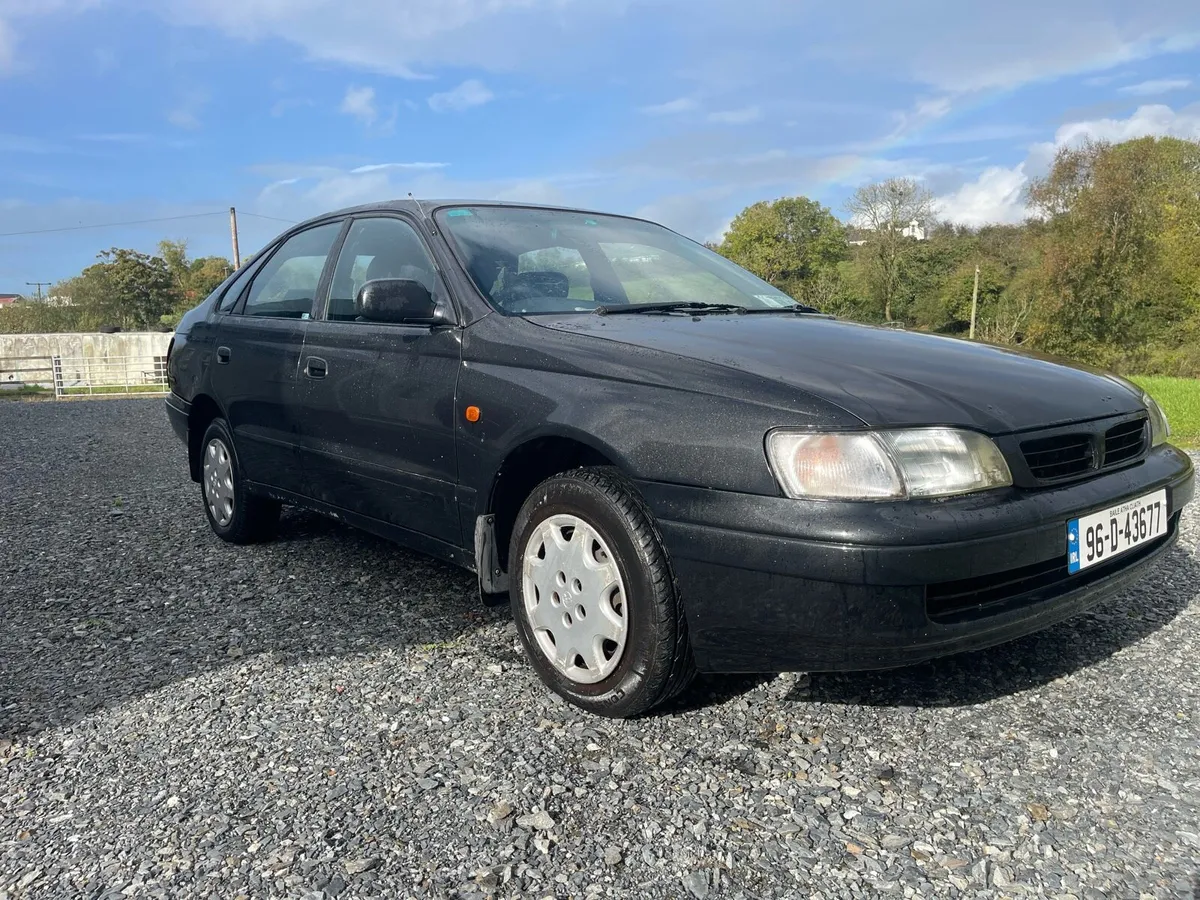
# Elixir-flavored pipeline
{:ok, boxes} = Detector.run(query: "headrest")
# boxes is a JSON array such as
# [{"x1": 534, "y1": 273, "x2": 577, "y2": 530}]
[
  {"x1": 366, "y1": 255, "x2": 429, "y2": 287},
  {"x1": 508, "y1": 271, "x2": 570, "y2": 299}
]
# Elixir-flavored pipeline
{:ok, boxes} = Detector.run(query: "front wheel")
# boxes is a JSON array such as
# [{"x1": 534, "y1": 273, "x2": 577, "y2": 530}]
[
  {"x1": 199, "y1": 418, "x2": 281, "y2": 544},
  {"x1": 509, "y1": 467, "x2": 694, "y2": 718}
]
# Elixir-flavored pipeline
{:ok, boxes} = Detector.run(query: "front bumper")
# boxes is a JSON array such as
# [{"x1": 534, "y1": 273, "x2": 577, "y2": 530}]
[{"x1": 639, "y1": 445, "x2": 1195, "y2": 673}]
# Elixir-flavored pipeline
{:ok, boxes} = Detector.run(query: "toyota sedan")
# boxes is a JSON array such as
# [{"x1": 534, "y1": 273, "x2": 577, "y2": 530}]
[{"x1": 165, "y1": 200, "x2": 1196, "y2": 717}]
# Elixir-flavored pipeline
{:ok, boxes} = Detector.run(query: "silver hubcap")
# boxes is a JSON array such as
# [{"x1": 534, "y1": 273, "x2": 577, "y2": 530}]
[
  {"x1": 202, "y1": 438, "x2": 235, "y2": 527},
  {"x1": 521, "y1": 514, "x2": 628, "y2": 684}
]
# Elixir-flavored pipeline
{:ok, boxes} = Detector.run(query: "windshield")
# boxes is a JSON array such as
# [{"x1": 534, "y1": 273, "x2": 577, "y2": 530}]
[{"x1": 435, "y1": 206, "x2": 797, "y2": 315}]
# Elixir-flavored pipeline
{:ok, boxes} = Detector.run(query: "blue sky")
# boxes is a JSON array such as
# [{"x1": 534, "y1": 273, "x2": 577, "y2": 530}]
[{"x1": 1, "y1": 0, "x2": 1199, "y2": 290}]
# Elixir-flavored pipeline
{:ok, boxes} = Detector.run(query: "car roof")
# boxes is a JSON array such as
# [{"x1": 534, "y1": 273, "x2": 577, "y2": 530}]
[{"x1": 290, "y1": 199, "x2": 653, "y2": 231}]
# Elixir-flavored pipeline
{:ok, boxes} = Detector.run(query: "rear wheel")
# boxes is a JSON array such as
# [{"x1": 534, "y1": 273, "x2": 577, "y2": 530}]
[
  {"x1": 200, "y1": 418, "x2": 281, "y2": 544},
  {"x1": 509, "y1": 467, "x2": 694, "y2": 718}
]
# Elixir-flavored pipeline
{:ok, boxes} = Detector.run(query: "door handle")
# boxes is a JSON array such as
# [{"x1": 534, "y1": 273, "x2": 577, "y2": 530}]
[
  {"x1": 216, "y1": 346, "x2": 231, "y2": 365},
  {"x1": 304, "y1": 357, "x2": 328, "y2": 379}
]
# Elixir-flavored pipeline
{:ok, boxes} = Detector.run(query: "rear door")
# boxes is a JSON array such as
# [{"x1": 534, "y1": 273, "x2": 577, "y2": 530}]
[
  {"x1": 209, "y1": 220, "x2": 343, "y2": 494},
  {"x1": 298, "y1": 215, "x2": 463, "y2": 545}
]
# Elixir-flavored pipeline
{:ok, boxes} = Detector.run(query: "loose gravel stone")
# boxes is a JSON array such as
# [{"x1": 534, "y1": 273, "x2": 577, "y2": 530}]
[{"x1": 0, "y1": 399, "x2": 1198, "y2": 899}]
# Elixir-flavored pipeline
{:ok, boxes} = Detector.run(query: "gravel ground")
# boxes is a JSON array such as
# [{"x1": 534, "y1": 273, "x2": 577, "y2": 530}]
[{"x1": 1, "y1": 399, "x2": 1198, "y2": 900}]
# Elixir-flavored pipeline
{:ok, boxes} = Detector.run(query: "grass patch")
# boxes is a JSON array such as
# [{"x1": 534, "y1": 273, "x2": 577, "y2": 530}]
[
  {"x1": 0, "y1": 384, "x2": 52, "y2": 400},
  {"x1": 1131, "y1": 376, "x2": 1200, "y2": 449}
]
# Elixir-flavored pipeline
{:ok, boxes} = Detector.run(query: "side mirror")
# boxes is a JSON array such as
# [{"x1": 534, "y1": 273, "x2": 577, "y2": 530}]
[{"x1": 356, "y1": 278, "x2": 446, "y2": 325}]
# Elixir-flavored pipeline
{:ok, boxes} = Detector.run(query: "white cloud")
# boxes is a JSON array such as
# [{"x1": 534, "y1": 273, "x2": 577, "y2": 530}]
[
  {"x1": 936, "y1": 165, "x2": 1030, "y2": 226},
  {"x1": 1083, "y1": 72, "x2": 1124, "y2": 86},
  {"x1": 349, "y1": 162, "x2": 448, "y2": 174},
  {"x1": 887, "y1": 95, "x2": 955, "y2": 142},
  {"x1": 1118, "y1": 77, "x2": 1192, "y2": 96},
  {"x1": 159, "y1": 0, "x2": 631, "y2": 78},
  {"x1": 934, "y1": 102, "x2": 1200, "y2": 226},
  {"x1": 1048, "y1": 101, "x2": 1200, "y2": 147},
  {"x1": 640, "y1": 97, "x2": 698, "y2": 116},
  {"x1": 75, "y1": 132, "x2": 149, "y2": 143},
  {"x1": 247, "y1": 161, "x2": 618, "y2": 226},
  {"x1": 803, "y1": 3, "x2": 1200, "y2": 94},
  {"x1": 427, "y1": 78, "x2": 493, "y2": 112},
  {"x1": 0, "y1": 0, "x2": 107, "y2": 75},
  {"x1": 707, "y1": 106, "x2": 761, "y2": 125},
  {"x1": 340, "y1": 85, "x2": 377, "y2": 125}
]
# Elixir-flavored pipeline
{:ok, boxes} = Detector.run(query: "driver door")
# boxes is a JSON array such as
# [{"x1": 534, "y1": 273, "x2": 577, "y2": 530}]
[{"x1": 297, "y1": 215, "x2": 463, "y2": 547}]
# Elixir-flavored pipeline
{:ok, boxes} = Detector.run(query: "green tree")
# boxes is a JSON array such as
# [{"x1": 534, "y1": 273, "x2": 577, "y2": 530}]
[
  {"x1": 844, "y1": 177, "x2": 936, "y2": 322},
  {"x1": 1027, "y1": 136, "x2": 1200, "y2": 366},
  {"x1": 0, "y1": 299, "x2": 83, "y2": 334},
  {"x1": 159, "y1": 239, "x2": 233, "y2": 310},
  {"x1": 718, "y1": 197, "x2": 847, "y2": 305},
  {"x1": 54, "y1": 248, "x2": 178, "y2": 330}
]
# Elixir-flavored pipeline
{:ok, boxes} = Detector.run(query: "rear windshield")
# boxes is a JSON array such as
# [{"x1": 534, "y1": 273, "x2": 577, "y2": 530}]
[{"x1": 435, "y1": 206, "x2": 796, "y2": 315}]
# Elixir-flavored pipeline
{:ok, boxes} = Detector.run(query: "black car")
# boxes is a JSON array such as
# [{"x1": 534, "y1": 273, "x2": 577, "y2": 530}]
[{"x1": 166, "y1": 200, "x2": 1195, "y2": 718}]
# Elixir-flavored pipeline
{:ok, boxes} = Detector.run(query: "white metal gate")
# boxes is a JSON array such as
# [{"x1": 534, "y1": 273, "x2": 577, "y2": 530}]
[
  {"x1": 52, "y1": 354, "x2": 169, "y2": 397},
  {"x1": 0, "y1": 354, "x2": 169, "y2": 398}
]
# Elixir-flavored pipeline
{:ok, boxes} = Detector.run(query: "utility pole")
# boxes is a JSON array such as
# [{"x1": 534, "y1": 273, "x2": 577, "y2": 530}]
[
  {"x1": 969, "y1": 264, "x2": 980, "y2": 340},
  {"x1": 230, "y1": 207, "x2": 242, "y2": 270},
  {"x1": 25, "y1": 281, "x2": 51, "y2": 301}
]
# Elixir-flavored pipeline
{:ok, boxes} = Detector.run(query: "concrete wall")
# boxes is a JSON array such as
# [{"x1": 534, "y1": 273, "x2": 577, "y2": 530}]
[{"x1": 0, "y1": 332, "x2": 172, "y2": 387}]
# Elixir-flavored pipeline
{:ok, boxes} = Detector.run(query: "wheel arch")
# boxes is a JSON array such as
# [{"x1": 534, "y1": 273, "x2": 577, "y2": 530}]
[
  {"x1": 187, "y1": 393, "x2": 225, "y2": 483},
  {"x1": 486, "y1": 431, "x2": 624, "y2": 573}
]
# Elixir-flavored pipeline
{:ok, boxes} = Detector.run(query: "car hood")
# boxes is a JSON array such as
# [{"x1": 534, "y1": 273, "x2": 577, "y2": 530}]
[{"x1": 530, "y1": 314, "x2": 1144, "y2": 434}]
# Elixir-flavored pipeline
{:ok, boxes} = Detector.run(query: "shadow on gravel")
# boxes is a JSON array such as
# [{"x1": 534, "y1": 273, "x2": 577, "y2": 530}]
[
  {"x1": 0, "y1": 506, "x2": 505, "y2": 740},
  {"x1": 660, "y1": 674, "x2": 776, "y2": 715},
  {"x1": 796, "y1": 546, "x2": 1198, "y2": 709}
]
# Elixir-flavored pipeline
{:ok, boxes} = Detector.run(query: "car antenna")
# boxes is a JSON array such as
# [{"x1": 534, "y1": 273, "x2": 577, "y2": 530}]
[{"x1": 409, "y1": 192, "x2": 436, "y2": 234}]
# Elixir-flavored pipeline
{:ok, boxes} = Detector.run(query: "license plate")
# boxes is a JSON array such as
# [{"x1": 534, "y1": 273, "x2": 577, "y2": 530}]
[{"x1": 1067, "y1": 489, "x2": 1167, "y2": 574}]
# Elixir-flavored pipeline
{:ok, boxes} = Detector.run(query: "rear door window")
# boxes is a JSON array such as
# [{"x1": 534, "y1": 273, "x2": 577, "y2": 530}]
[
  {"x1": 241, "y1": 222, "x2": 342, "y2": 319},
  {"x1": 217, "y1": 258, "x2": 262, "y2": 312}
]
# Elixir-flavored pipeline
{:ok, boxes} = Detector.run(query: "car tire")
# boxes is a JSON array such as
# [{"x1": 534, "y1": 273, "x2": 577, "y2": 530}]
[
  {"x1": 509, "y1": 466, "x2": 695, "y2": 718},
  {"x1": 199, "y1": 418, "x2": 281, "y2": 544}
]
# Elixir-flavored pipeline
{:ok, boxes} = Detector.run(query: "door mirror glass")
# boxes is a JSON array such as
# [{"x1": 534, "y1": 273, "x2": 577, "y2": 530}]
[{"x1": 357, "y1": 278, "x2": 438, "y2": 323}]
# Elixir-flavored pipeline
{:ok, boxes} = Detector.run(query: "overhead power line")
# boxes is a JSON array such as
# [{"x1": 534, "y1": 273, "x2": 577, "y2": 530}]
[
  {"x1": 0, "y1": 209, "x2": 298, "y2": 239},
  {"x1": 238, "y1": 211, "x2": 300, "y2": 225},
  {"x1": 0, "y1": 211, "x2": 227, "y2": 238}
]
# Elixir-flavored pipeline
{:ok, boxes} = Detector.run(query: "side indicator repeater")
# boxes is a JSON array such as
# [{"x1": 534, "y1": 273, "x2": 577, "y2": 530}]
[{"x1": 465, "y1": 405, "x2": 481, "y2": 423}]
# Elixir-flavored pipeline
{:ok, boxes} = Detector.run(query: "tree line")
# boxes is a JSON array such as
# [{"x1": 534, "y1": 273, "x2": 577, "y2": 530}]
[
  {"x1": 715, "y1": 135, "x2": 1200, "y2": 376},
  {"x1": 0, "y1": 241, "x2": 231, "y2": 333}
]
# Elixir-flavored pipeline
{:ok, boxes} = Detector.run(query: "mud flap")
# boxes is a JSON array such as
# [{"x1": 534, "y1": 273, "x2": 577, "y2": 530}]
[{"x1": 474, "y1": 514, "x2": 510, "y2": 606}]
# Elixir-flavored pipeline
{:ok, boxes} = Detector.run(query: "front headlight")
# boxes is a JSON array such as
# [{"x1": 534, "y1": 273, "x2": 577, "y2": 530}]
[
  {"x1": 1143, "y1": 393, "x2": 1170, "y2": 446},
  {"x1": 766, "y1": 428, "x2": 1012, "y2": 501},
  {"x1": 1105, "y1": 375, "x2": 1170, "y2": 446}
]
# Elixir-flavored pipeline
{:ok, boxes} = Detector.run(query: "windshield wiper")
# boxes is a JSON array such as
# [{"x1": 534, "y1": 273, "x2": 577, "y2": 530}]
[
  {"x1": 593, "y1": 301, "x2": 746, "y2": 316},
  {"x1": 738, "y1": 303, "x2": 824, "y2": 314},
  {"x1": 594, "y1": 301, "x2": 825, "y2": 316}
]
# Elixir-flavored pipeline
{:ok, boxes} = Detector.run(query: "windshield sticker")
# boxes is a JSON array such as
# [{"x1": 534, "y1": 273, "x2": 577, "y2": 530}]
[
  {"x1": 755, "y1": 294, "x2": 793, "y2": 308},
  {"x1": 446, "y1": 209, "x2": 473, "y2": 217},
  {"x1": 584, "y1": 219, "x2": 599, "y2": 226}
]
